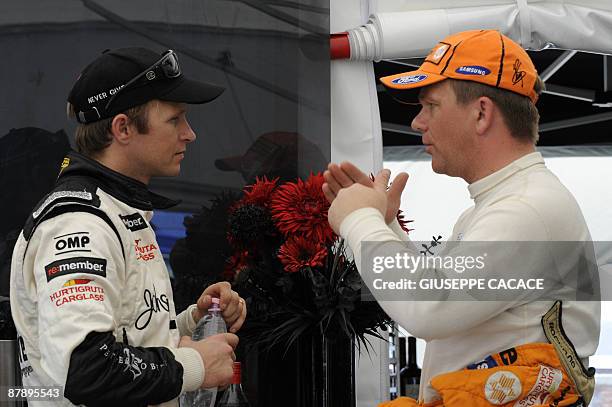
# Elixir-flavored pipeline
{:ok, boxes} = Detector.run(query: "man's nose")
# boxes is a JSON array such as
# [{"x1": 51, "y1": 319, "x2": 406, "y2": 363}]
[
  {"x1": 411, "y1": 108, "x2": 426, "y2": 133},
  {"x1": 182, "y1": 121, "x2": 196, "y2": 143}
]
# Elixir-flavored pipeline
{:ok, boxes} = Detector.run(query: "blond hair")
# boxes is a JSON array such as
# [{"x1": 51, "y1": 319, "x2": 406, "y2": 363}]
[{"x1": 66, "y1": 102, "x2": 151, "y2": 157}]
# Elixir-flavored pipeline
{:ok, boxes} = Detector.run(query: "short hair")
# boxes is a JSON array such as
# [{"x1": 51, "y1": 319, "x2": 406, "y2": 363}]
[
  {"x1": 66, "y1": 102, "x2": 151, "y2": 157},
  {"x1": 449, "y1": 76, "x2": 545, "y2": 144}
]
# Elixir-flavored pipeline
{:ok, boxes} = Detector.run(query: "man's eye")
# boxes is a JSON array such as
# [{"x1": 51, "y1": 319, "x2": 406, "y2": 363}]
[
  {"x1": 169, "y1": 117, "x2": 179, "y2": 124},
  {"x1": 419, "y1": 101, "x2": 436, "y2": 109}
]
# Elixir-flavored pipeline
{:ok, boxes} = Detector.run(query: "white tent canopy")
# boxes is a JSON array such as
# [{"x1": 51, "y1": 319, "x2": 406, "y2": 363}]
[{"x1": 348, "y1": 0, "x2": 612, "y2": 60}]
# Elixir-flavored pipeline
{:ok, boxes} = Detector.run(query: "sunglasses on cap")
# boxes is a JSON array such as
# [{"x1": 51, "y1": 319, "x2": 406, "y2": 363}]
[{"x1": 102, "y1": 49, "x2": 182, "y2": 114}]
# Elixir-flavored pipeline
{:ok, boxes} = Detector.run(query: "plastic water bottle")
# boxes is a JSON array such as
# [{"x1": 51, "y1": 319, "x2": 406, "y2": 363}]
[{"x1": 180, "y1": 297, "x2": 227, "y2": 407}]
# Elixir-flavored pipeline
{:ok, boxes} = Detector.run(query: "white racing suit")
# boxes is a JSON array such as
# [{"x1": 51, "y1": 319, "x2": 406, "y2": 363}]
[{"x1": 10, "y1": 151, "x2": 203, "y2": 406}]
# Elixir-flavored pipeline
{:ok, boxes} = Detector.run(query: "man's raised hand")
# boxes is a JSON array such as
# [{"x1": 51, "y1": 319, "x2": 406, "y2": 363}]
[{"x1": 323, "y1": 161, "x2": 408, "y2": 225}]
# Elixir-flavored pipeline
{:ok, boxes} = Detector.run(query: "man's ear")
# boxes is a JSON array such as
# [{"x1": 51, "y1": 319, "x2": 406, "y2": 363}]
[
  {"x1": 110, "y1": 114, "x2": 133, "y2": 145},
  {"x1": 474, "y1": 96, "x2": 495, "y2": 136}
]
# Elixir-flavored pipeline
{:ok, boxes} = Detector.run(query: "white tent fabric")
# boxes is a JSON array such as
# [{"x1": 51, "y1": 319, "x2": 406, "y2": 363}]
[
  {"x1": 331, "y1": 0, "x2": 383, "y2": 172},
  {"x1": 331, "y1": 3, "x2": 389, "y2": 406},
  {"x1": 348, "y1": 0, "x2": 612, "y2": 60}
]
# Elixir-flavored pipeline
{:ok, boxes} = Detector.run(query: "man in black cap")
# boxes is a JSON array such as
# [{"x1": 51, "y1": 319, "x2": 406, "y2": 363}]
[{"x1": 10, "y1": 48, "x2": 246, "y2": 406}]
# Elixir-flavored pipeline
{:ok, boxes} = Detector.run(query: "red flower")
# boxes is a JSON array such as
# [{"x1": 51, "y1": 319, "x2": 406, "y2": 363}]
[
  {"x1": 396, "y1": 209, "x2": 413, "y2": 235},
  {"x1": 278, "y1": 236, "x2": 327, "y2": 273},
  {"x1": 270, "y1": 173, "x2": 335, "y2": 243},
  {"x1": 223, "y1": 250, "x2": 250, "y2": 281},
  {"x1": 242, "y1": 176, "x2": 278, "y2": 207}
]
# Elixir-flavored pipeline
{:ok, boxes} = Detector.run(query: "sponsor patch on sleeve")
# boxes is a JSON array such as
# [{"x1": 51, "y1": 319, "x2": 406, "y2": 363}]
[
  {"x1": 119, "y1": 213, "x2": 149, "y2": 232},
  {"x1": 485, "y1": 371, "x2": 522, "y2": 405},
  {"x1": 50, "y1": 279, "x2": 105, "y2": 307},
  {"x1": 45, "y1": 257, "x2": 107, "y2": 282},
  {"x1": 514, "y1": 365, "x2": 563, "y2": 407},
  {"x1": 467, "y1": 355, "x2": 499, "y2": 370},
  {"x1": 134, "y1": 239, "x2": 159, "y2": 262},
  {"x1": 54, "y1": 231, "x2": 91, "y2": 255}
]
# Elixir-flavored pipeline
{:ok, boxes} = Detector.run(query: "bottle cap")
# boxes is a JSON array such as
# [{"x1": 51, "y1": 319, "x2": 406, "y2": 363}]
[{"x1": 209, "y1": 297, "x2": 221, "y2": 311}]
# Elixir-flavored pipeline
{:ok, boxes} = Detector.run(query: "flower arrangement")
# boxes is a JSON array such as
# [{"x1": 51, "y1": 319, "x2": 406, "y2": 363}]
[{"x1": 171, "y1": 173, "x2": 412, "y2": 352}]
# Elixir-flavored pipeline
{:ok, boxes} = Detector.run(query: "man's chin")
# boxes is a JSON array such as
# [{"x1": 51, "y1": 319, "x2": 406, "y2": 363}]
[
  {"x1": 154, "y1": 166, "x2": 181, "y2": 178},
  {"x1": 430, "y1": 160, "x2": 443, "y2": 174}
]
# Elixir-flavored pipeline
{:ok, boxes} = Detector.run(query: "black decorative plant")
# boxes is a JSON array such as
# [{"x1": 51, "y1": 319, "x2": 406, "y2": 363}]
[{"x1": 171, "y1": 174, "x2": 414, "y2": 352}]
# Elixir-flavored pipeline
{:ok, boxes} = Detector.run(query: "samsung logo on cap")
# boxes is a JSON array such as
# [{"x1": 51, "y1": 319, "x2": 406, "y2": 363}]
[
  {"x1": 391, "y1": 75, "x2": 428, "y2": 85},
  {"x1": 456, "y1": 66, "x2": 491, "y2": 76}
]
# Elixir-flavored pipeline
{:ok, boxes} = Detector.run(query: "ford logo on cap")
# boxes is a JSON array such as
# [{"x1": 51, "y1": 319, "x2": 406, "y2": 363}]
[
  {"x1": 455, "y1": 66, "x2": 491, "y2": 76},
  {"x1": 391, "y1": 75, "x2": 428, "y2": 85}
]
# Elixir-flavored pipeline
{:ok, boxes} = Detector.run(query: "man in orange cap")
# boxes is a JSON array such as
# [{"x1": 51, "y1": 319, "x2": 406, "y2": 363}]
[{"x1": 324, "y1": 30, "x2": 599, "y2": 406}]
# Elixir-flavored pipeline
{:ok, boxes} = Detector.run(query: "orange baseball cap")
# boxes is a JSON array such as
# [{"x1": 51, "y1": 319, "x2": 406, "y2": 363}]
[{"x1": 380, "y1": 30, "x2": 539, "y2": 104}]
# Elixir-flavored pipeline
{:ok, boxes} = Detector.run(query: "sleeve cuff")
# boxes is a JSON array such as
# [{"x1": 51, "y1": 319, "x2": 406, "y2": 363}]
[
  {"x1": 170, "y1": 347, "x2": 205, "y2": 392},
  {"x1": 176, "y1": 304, "x2": 198, "y2": 337},
  {"x1": 388, "y1": 218, "x2": 410, "y2": 241},
  {"x1": 339, "y1": 207, "x2": 386, "y2": 241}
]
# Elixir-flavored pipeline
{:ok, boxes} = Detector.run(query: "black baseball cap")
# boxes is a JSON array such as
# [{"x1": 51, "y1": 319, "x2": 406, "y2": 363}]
[{"x1": 68, "y1": 47, "x2": 225, "y2": 124}]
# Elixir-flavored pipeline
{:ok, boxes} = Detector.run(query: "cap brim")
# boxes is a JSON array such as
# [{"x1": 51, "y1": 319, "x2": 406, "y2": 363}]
[
  {"x1": 379, "y1": 70, "x2": 447, "y2": 104},
  {"x1": 214, "y1": 155, "x2": 243, "y2": 171},
  {"x1": 158, "y1": 77, "x2": 225, "y2": 104}
]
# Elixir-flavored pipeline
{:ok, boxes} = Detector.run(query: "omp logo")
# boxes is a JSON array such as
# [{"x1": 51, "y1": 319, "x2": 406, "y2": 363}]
[
  {"x1": 485, "y1": 371, "x2": 522, "y2": 405},
  {"x1": 45, "y1": 257, "x2": 107, "y2": 282},
  {"x1": 391, "y1": 75, "x2": 428, "y2": 85},
  {"x1": 456, "y1": 65, "x2": 491, "y2": 76},
  {"x1": 54, "y1": 232, "x2": 90, "y2": 254},
  {"x1": 119, "y1": 213, "x2": 148, "y2": 232}
]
